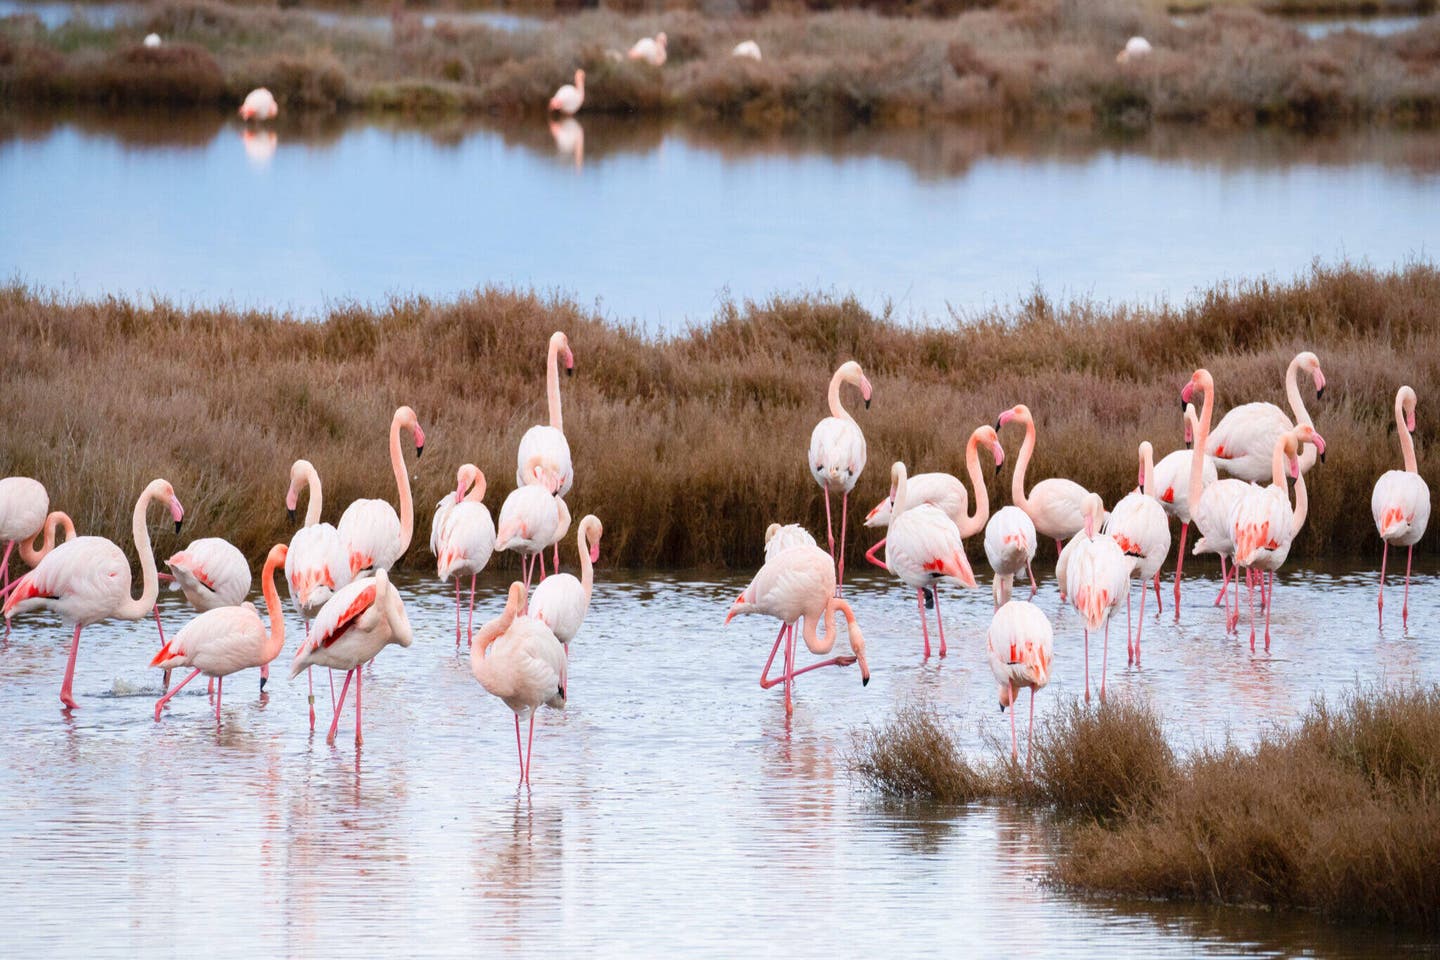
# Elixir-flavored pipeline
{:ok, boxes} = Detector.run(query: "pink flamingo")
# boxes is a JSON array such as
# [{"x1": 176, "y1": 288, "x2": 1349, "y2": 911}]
[
  {"x1": 1062, "y1": 493, "x2": 1134, "y2": 703},
  {"x1": 471, "y1": 582, "x2": 567, "y2": 784},
  {"x1": 530, "y1": 515, "x2": 603, "y2": 655},
  {"x1": 3, "y1": 478, "x2": 184, "y2": 709},
  {"x1": 1, "y1": 476, "x2": 51, "y2": 636},
  {"x1": 1207, "y1": 351, "x2": 1324, "y2": 483},
  {"x1": 517, "y1": 331, "x2": 575, "y2": 502},
  {"x1": 157, "y1": 534, "x2": 251, "y2": 693},
  {"x1": 986, "y1": 599, "x2": 1053, "y2": 766},
  {"x1": 882, "y1": 461, "x2": 978, "y2": 659},
  {"x1": 152, "y1": 543, "x2": 288, "y2": 721},
  {"x1": 809, "y1": 360, "x2": 872, "y2": 594},
  {"x1": 496, "y1": 457, "x2": 563, "y2": 592},
  {"x1": 0, "y1": 507, "x2": 74, "y2": 603},
  {"x1": 997, "y1": 404, "x2": 1095, "y2": 571},
  {"x1": 985, "y1": 506, "x2": 1037, "y2": 607},
  {"x1": 627, "y1": 32, "x2": 667, "y2": 66},
  {"x1": 1374, "y1": 385, "x2": 1430, "y2": 628},
  {"x1": 1152, "y1": 402, "x2": 1217, "y2": 614},
  {"x1": 239, "y1": 87, "x2": 278, "y2": 121},
  {"x1": 725, "y1": 541, "x2": 870, "y2": 716},
  {"x1": 435, "y1": 465, "x2": 497, "y2": 648},
  {"x1": 289, "y1": 567, "x2": 413, "y2": 746},
  {"x1": 1183, "y1": 369, "x2": 1249, "y2": 625},
  {"x1": 549, "y1": 69, "x2": 584, "y2": 115},
  {"x1": 284, "y1": 458, "x2": 351, "y2": 728},
  {"x1": 337, "y1": 405, "x2": 425, "y2": 578},
  {"x1": 1102, "y1": 441, "x2": 1171, "y2": 664}
]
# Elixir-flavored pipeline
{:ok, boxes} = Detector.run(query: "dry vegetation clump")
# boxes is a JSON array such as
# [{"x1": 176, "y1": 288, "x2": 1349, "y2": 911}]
[
  {"x1": 1026, "y1": 696, "x2": 1174, "y2": 819},
  {"x1": 847, "y1": 701, "x2": 1000, "y2": 802},
  {"x1": 1, "y1": 0, "x2": 1437, "y2": 126},
  {"x1": 0, "y1": 263, "x2": 1437, "y2": 570}
]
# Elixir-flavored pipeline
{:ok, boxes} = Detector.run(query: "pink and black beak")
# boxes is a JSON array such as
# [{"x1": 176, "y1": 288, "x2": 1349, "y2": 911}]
[{"x1": 170, "y1": 496, "x2": 185, "y2": 535}]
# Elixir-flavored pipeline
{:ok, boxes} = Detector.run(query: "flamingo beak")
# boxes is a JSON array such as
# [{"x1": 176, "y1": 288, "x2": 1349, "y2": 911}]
[
  {"x1": 589, "y1": 543, "x2": 600, "y2": 563},
  {"x1": 415, "y1": 443, "x2": 424, "y2": 458},
  {"x1": 1180, "y1": 380, "x2": 1195, "y2": 407},
  {"x1": 170, "y1": 496, "x2": 185, "y2": 534},
  {"x1": 287, "y1": 508, "x2": 296, "y2": 524}
]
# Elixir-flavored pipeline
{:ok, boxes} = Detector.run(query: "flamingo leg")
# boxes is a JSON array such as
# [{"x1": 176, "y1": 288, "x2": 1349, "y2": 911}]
[
  {"x1": 1378, "y1": 542, "x2": 1388, "y2": 625},
  {"x1": 329, "y1": 668, "x2": 336, "y2": 711},
  {"x1": 59, "y1": 623, "x2": 83, "y2": 710},
  {"x1": 1100, "y1": 621, "x2": 1109, "y2": 702},
  {"x1": 1055, "y1": 538, "x2": 1064, "y2": 559},
  {"x1": 1009, "y1": 680, "x2": 1017, "y2": 762},
  {"x1": 525, "y1": 712, "x2": 537, "y2": 784},
  {"x1": 1173, "y1": 523, "x2": 1187, "y2": 619},
  {"x1": 1082, "y1": 628, "x2": 1090, "y2": 703},
  {"x1": 1027, "y1": 558, "x2": 1037, "y2": 598},
  {"x1": 934, "y1": 588, "x2": 947, "y2": 658},
  {"x1": 1215, "y1": 556, "x2": 1233, "y2": 607},
  {"x1": 326, "y1": 669, "x2": 354, "y2": 746},
  {"x1": 1, "y1": 541, "x2": 10, "y2": 641},
  {"x1": 865, "y1": 538, "x2": 887, "y2": 571},
  {"x1": 1135, "y1": 579, "x2": 1147, "y2": 667},
  {"x1": 759, "y1": 623, "x2": 790, "y2": 690},
  {"x1": 468, "y1": 574, "x2": 477, "y2": 647},
  {"x1": 152, "y1": 667, "x2": 201, "y2": 720},
  {"x1": 539, "y1": 550, "x2": 547, "y2": 581},
  {"x1": 355, "y1": 665, "x2": 363, "y2": 746},
  {"x1": 514, "y1": 714, "x2": 524, "y2": 784},
  {"x1": 553, "y1": 541, "x2": 560, "y2": 575},
  {"x1": 1264, "y1": 570, "x2": 1274, "y2": 651},
  {"x1": 1125, "y1": 586, "x2": 1133, "y2": 665},
  {"x1": 1404, "y1": 545, "x2": 1414, "y2": 629},
  {"x1": 154, "y1": 605, "x2": 171, "y2": 690},
  {"x1": 837, "y1": 491, "x2": 849, "y2": 596},
  {"x1": 454, "y1": 577, "x2": 462, "y2": 648},
  {"x1": 307, "y1": 667, "x2": 316, "y2": 730},
  {"x1": 1247, "y1": 568, "x2": 1257, "y2": 652},
  {"x1": 916, "y1": 589, "x2": 931, "y2": 659},
  {"x1": 1026, "y1": 687, "x2": 1036, "y2": 770},
  {"x1": 779, "y1": 654, "x2": 860, "y2": 680},
  {"x1": 214, "y1": 676, "x2": 223, "y2": 721},
  {"x1": 784, "y1": 621, "x2": 797, "y2": 716},
  {"x1": 1153, "y1": 572, "x2": 1163, "y2": 615}
]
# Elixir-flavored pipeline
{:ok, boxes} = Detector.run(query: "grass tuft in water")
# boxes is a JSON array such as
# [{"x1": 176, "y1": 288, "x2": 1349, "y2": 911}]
[{"x1": 847, "y1": 701, "x2": 998, "y2": 803}]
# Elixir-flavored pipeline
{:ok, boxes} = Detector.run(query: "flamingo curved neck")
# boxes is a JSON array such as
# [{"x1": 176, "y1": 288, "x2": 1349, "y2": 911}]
[
  {"x1": 464, "y1": 472, "x2": 488, "y2": 504},
  {"x1": 827, "y1": 369, "x2": 855, "y2": 423},
  {"x1": 803, "y1": 597, "x2": 854, "y2": 654},
  {"x1": 389, "y1": 414, "x2": 414, "y2": 556},
  {"x1": 960, "y1": 431, "x2": 987, "y2": 538},
  {"x1": 1269, "y1": 439, "x2": 1289, "y2": 491},
  {"x1": 470, "y1": 605, "x2": 516, "y2": 680},
  {"x1": 1011, "y1": 418, "x2": 1037, "y2": 512},
  {"x1": 578, "y1": 526, "x2": 594, "y2": 608},
  {"x1": 1291, "y1": 472, "x2": 1308, "y2": 532},
  {"x1": 892, "y1": 464, "x2": 910, "y2": 515},
  {"x1": 1397, "y1": 395, "x2": 1418, "y2": 473},
  {"x1": 1285, "y1": 356, "x2": 1319, "y2": 472},
  {"x1": 546, "y1": 340, "x2": 565, "y2": 433},
  {"x1": 1188, "y1": 378, "x2": 1215, "y2": 508},
  {"x1": 260, "y1": 553, "x2": 286, "y2": 662},
  {"x1": 116, "y1": 489, "x2": 163, "y2": 620},
  {"x1": 302, "y1": 463, "x2": 323, "y2": 527},
  {"x1": 18, "y1": 511, "x2": 73, "y2": 566}
]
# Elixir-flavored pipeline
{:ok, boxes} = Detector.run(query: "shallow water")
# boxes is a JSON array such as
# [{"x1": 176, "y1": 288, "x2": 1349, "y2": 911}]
[
  {"x1": 0, "y1": 558, "x2": 1435, "y2": 956},
  {"x1": 0, "y1": 0, "x2": 540, "y2": 31},
  {"x1": 2, "y1": 110, "x2": 1436, "y2": 329}
]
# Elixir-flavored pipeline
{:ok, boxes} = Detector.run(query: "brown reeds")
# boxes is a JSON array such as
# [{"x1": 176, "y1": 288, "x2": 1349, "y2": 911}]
[
  {"x1": 2, "y1": 0, "x2": 1438, "y2": 126},
  {"x1": 0, "y1": 262, "x2": 1436, "y2": 570},
  {"x1": 846, "y1": 701, "x2": 999, "y2": 801}
]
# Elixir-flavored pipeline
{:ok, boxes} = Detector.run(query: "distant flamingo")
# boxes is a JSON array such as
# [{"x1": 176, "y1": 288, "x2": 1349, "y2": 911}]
[
  {"x1": 987, "y1": 599, "x2": 1053, "y2": 766},
  {"x1": 517, "y1": 331, "x2": 575, "y2": 501},
  {"x1": 998, "y1": 404, "x2": 1094, "y2": 570},
  {"x1": 1103, "y1": 441, "x2": 1171, "y2": 664},
  {"x1": 143, "y1": 32, "x2": 161, "y2": 47},
  {"x1": 764, "y1": 522, "x2": 817, "y2": 560},
  {"x1": 883, "y1": 461, "x2": 977, "y2": 659},
  {"x1": 435, "y1": 465, "x2": 497, "y2": 648},
  {"x1": 1207, "y1": 351, "x2": 1325, "y2": 483},
  {"x1": 239, "y1": 87, "x2": 278, "y2": 121},
  {"x1": 1152, "y1": 401, "x2": 1218, "y2": 614},
  {"x1": 732, "y1": 40, "x2": 762, "y2": 60},
  {"x1": 284, "y1": 458, "x2": 351, "y2": 728},
  {"x1": 1062, "y1": 493, "x2": 1134, "y2": 703},
  {"x1": 3, "y1": 479, "x2": 183, "y2": 709},
  {"x1": 152, "y1": 543, "x2": 288, "y2": 722},
  {"x1": 471, "y1": 582, "x2": 567, "y2": 784},
  {"x1": 1116, "y1": 36, "x2": 1153, "y2": 63},
  {"x1": 496, "y1": 458, "x2": 563, "y2": 592},
  {"x1": 530, "y1": 515, "x2": 603, "y2": 664},
  {"x1": 1373, "y1": 385, "x2": 1429, "y2": 629},
  {"x1": 985, "y1": 506, "x2": 1037, "y2": 607},
  {"x1": 725, "y1": 542, "x2": 870, "y2": 716},
  {"x1": 628, "y1": 32, "x2": 667, "y2": 66},
  {"x1": 809, "y1": 360, "x2": 872, "y2": 593},
  {"x1": 289, "y1": 568, "x2": 413, "y2": 746},
  {"x1": 337, "y1": 405, "x2": 425, "y2": 578},
  {"x1": 549, "y1": 69, "x2": 585, "y2": 115}
]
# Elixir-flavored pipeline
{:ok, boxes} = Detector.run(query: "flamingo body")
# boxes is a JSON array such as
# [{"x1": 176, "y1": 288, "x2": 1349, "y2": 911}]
[
  {"x1": 285, "y1": 522, "x2": 349, "y2": 619},
  {"x1": 496, "y1": 486, "x2": 561, "y2": 559},
  {"x1": 289, "y1": 570, "x2": 412, "y2": 677},
  {"x1": 732, "y1": 40, "x2": 762, "y2": 60},
  {"x1": 628, "y1": 33, "x2": 667, "y2": 66},
  {"x1": 549, "y1": 69, "x2": 585, "y2": 115},
  {"x1": 0, "y1": 477, "x2": 47, "y2": 543},
  {"x1": 166, "y1": 537, "x2": 250, "y2": 611},
  {"x1": 864, "y1": 473, "x2": 964, "y2": 529},
  {"x1": 1152, "y1": 449, "x2": 1217, "y2": 521},
  {"x1": 764, "y1": 523, "x2": 817, "y2": 560},
  {"x1": 809, "y1": 417, "x2": 866, "y2": 494},
  {"x1": 437, "y1": 502, "x2": 497, "y2": 581},
  {"x1": 1373, "y1": 471, "x2": 1430, "y2": 547},
  {"x1": 239, "y1": 88, "x2": 278, "y2": 121}
]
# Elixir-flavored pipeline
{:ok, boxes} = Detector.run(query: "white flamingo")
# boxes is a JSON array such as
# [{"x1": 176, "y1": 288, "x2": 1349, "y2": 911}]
[
  {"x1": 1103, "y1": 441, "x2": 1172, "y2": 665},
  {"x1": 549, "y1": 69, "x2": 585, "y2": 115},
  {"x1": 435, "y1": 465, "x2": 497, "y2": 648},
  {"x1": 764, "y1": 522, "x2": 817, "y2": 560},
  {"x1": 239, "y1": 88, "x2": 278, "y2": 121},
  {"x1": 987, "y1": 599, "x2": 1053, "y2": 766},
  {"x1": 516, "y1": 331, "x2": 575, "y2": 501},
  {"x1": 732, "y1": 40, "x2": 761, "y2": 60},
  {"x1": 530, "y1": 515, "x2": 603, "y2": 669},
  {"x1": 1062, "y1": 493, "x2": 1134, "y2": 703},
  {"x1": 883, "y1": 461, "x2": 977, "y2": 659},
  {"x1": 1373, "y1": 385, "x2": 1430, "y2": 628},
  {"x1": 998, "y1": 403, "x2": 1095, "y2": 569},
  {"x1": 628, "y1": 32, "x2": 667, "y2": 66},
  {"x1": 496, "y1": 458, "x2": 563, "y2": 592},
  {"x1": 985, "y1": 506, "x2": 1037, "y2": 607},
  {"x1": 337, "y1": 405, "x2": 425, "y2": 578},
  {"x1": 809, "y1": 360, "x2": 872, "y2": 593},
  {"x1": 1207, "y1": 351, "x2": 1325, "y2": 483}
]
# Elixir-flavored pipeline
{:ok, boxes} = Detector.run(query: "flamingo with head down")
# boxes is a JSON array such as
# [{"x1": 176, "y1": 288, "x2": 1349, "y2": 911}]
[
  {"x1": 337, "y1": 405, "x2": 425, "y2": 579},
  {"x1": 882, "y1": 461, "x2": 978, "y2": 659},
  {"x1": 987, "y1": 599, "x2": 1053, "y2": 766},
  {"x1": 809, "y1": 360, "x2": 872, "y2": 594},
  {"x1": 985, "y1": 506, "x2": 1037, "y2": 608},
  {"x1": 1373, "y1": 385, "x2": 1430, "y2": 628}
]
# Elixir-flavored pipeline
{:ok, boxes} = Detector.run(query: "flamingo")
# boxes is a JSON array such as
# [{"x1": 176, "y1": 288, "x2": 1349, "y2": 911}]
[
  {"x1": 863, "y1": 424, "x2": 1003, "y2": 566},
  {"x1": 435, "y1": 466, "x2": 497, "y2": 648},
  {"x1": 764, "y1": 522, "x2": 817, "y2": 560},
  {"x1": 283, "y1": 458, "x2": 352, "y2": 728},
  {"x1": 1183, "y1": 368, "x2": 1248, "y2": 623},
  {"x1": 517, "y1": 331, "x2": 575, "y2": 503},
  {"x1": 3, "y1": 478, "x2": 183, "y2": 709},
  {"x1": 1373, "y1": 386, "x2": 1430, "y2": 628},
  {"x1": 883, "y1": 461, "x2": 978, "y2": 659},
  {"x1": 1062, "y1": 493, "x2": 1134, "y2": 703},
  {"x1": 627, "y1": 32, "x2": 667, "y2": 66},
  {"x1": 1, "y1": 476, "x2": 49, "y2": 613},
  {"x1": 337, "y1": 405, "x2": 425, "y2": 578},
  {"x1": 1230, "y1": 427, "x2": 1325, "y2": 651},
  {"x1": 549, "y1": 69, "x2": 584, "y2": 115},
  {"x1": 1207, "y1": 351, "x2": 1325, "y2": 483},
  {"x1": 151, "y1": 543, "x2": 288, "y2": 722},
  {"x1": 1116, "y1": 36, "x2": 1152, "y2": 63},
  {"x1": 471, "y1": 582, "x2": 567, "y2": 784},
  {"x1": 143, "y1": 32, "x2": 161, "y2": 47},
  {"x1": 1152, "y1": 402, "x2": 1218, "y2": 614},
  {"x1": 725, "y1": 542, "x2": 870, "y2": 717},
  {"x1": 496, "y1": 458, "x2": 563, "y2": 592},
  {"x1": 987, "y1": 599, "x2": 1053, "y2": 766},
  {"x1": 985, "y1": 506, "x2": 1037, "y2": 607},
  {"x1": 1103, "y1": 442, "x2": 1171, "y2": 665},
  {"x1": 998, "y1": 404, "x2": 1095, "y2": 569},
  {"x1": 809, "y1": 360, "x2": 872, "y2": 594},
  {"x1": 732, "y1": 40, "x2": 762, "y2": 60},
  {"x1": 530, "y1": 515, "x2": 602, "y2": 665},
  {"x1": 159, "y1": 535, "x2": 252, "y2": 691},
  {"x1": 239, "y1": 87, "x2": 278, "y2": 121},
  {"x1": 289, "y1": 567, "x2": 413, "y2": 746}
]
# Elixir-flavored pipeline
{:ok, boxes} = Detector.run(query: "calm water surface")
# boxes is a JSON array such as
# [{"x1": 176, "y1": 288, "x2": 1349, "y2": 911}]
[
  {"x1": 1, "y1": 560, "x2": 1436, "y2": 956},
  {"x1": 1, "y1": 111, "x2": 1436, "y2": 330}
]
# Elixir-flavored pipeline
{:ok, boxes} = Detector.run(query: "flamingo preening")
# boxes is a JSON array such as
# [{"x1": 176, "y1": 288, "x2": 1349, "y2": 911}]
[
  {"x1": 1373, "y1": 385, "x2": 1430, "y2": 628},
  {"x1": 809, "y1": 360, "x2": 872, "y2": 595},
  {"x1": 337, "y1": 405, "x2": 425, "y2": 578}
]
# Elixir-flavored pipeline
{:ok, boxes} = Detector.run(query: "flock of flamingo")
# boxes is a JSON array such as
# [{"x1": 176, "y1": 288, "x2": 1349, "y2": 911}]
[{"x1": 0, "y1": 339, "x2": 1430, "y2": 778}]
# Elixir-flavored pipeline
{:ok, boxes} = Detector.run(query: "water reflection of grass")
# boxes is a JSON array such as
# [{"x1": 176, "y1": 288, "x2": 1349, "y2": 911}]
[
  {"x1": 2, "y1": 0, "x2": 1437, "y2": 126},
  {"x1": 849, "y1": 686, "x2": 1440, "y2": 930}
]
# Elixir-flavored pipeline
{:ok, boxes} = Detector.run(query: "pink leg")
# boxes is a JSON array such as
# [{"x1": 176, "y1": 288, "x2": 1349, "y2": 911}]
[
  {"x1": 1055, "y1": 538, "x2": 1064, "y2": 558},
  {"x1": 1378, "y1": 542, "x2": 1388, "y2": 625},
  {"x1": 329, "y1": 668, "x2": 336, "y2": 710},
  {"x1": 1, "y1": 541, "x2": 11, "y2": 641},
  {"x1": 153, "y1": 667, "x2": 201, "y2": 720},
  {"x1": 307, "y1": 667, "x2": 316, "y2": 730},
  {"x1": 214, "y1": 676, "x2": 223, "y2": 721},
  {"x1": 1100, "y1": 620, "x2": 1109, "y2": 702},
  {"x1": 539, "y1": 550, "x2": 547, "y2": 581},
  {"x1": 837, "y1": 491, "x2": 849, "y2": 596},
  {"x1": 1264, "y1": 570, "x2": 1274, "y2": 651},
  {"x1": 525, "y1": 712, "x2": 536, "y2": 783},
  {"x1": 355, "y1": 665, "x2": 363, "y2": 745},
  {"x1": 1026, "y1": 688, "x2": 1036, "y2": 770},
  {"x1": 1135, "y1": 579, "x2": 1146, "y2": 666},
  {"x1": 1153, "y1": 572, "x2": 1163, "y2": 615},
  {"x1": 514, "y1": 714, "x2": 525, "y2": 784},
  {"x1": 1173, "y1": 523, "x2": 1188, "y2": 620},
  {"x1": 759, "y1": 623, "x2": 790, "y2": 689},
  {"x1": 784, "y1": 621, "x2": 797, "y2": 716},
  {"x1": 865, "y1": 538, "x2": 887, "y2": 571},
  {"x1": 1125, "y1": 587, "x2": 1133, "y2": 665},
  {"x1": 59, "y1": 623, "x2": 83, "y2": 710},
  {"x1": 454, "y1": 577, "x2": 462, "y2": 648},
  {"x1": 917, "y1": 589, "x2": 931, "y2": 659},
  {"x1": 1247, "y1": 569, "x2": 1257, "y2": 652},
  {"x1": 1404, "y1": 546, "x2": 1413, "y2": 629},
  {"x1": 1215, "y1": 556, "x2": 1233, "y2": 607},
  {"x1": 553, "y1": 541, "x2": 560, "y2": 574},
  {"x1": 154, "y1": 605, "x2": 171, "y2": 689},
  {"x1": 1083, "y1": 628, "x2": 1090, "y2": 703},
  {"x1": 823, "y1": 488, "x2": 836, "y2": 581},
  {"x1": 774, "y1": 652, "x2": 860, "y2": 681},
  {"x1": 468, "y1": 575, "x2": 477, "y2": 647},
  {"x1": 934, "y1": 588, "x2": 947, "y2": 658},
  {"x1": 1009, "y1": 681, "x2": 1017, "y2": 761},
  {"x1": 326, "y1": 669, "x2": 354, "y2": 745},
  {"x1": 208, "y1": 676, "x2": 215, "y2": 695},
  {"x1": 1027, "y1": 559, "x2": 1037, "y2": 598}
]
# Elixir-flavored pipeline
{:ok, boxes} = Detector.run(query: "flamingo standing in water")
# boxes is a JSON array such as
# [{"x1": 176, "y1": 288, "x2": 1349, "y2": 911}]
[
  {"x1": 1152, "y1": 402, "x2": 1217, "y2": 615},
  {"x1": 290, "y1": 567, "x2": 413, "y2": 746},
  {"x1": 725, "y1": 542, "x2": 870, "y2": 716},
  {"x1": 1373, "y1": 385, "x2": 1430, "y2": 628},
  {"x1": 549, "y1": 69, "x2": 584, "y2": 115},
  {"x1": 628, "y1": 32, "x2": 667, "y2": 66},
  {"x1": 3, "y1": 479, "x2": 184, "y2": 709},
  {"x1": 159, "y1": 535, "x2": 252, "y2": 692},
  {"x1": 985, "y1": 506, "x2": 1037, "y2": 607},
  {"x1": 152, "y1": 544, "x2": 288, "y2": 721},
  {"x1": 809, "y1": 360, "x2": 872, "y2": 594},
  {"x1": 1207, "y1": 351, "x2": 1325, "y2": 483},
  {"x1": 471, "y1": 582, "x2": 567, "y2": 784},
  {"x1": 517, "y1": 331, "x2": 575, "y2": 501},
  {"x1": 1103, "y1": 441, "x2": 1171, "y2": 664},
  {"x1": 337, "y1": 405, "x2": 425, "y2": 578},
  {"x1": 283, "y1": 458, "x2": 351, "y2": 728},
  {"x1": 1183, "y1": 368, "x2": 1250, "y2": 625},
  {"x1": 496, "y1": 458, "x2": 563, "y2": 592},
  {"x1": 1, "y1": 476, "x2": 50, "y2": 636},
  {"x1": 434, "y1": 465, "x2": 497, "y2": 648},
  {"x1": 997, "y1": 404, "x2": 1094, "y2": 573},
  {"x1": 882, "y1": 461, "x2": 977, "y2": 659},
  {"x1": 1061, "y1": 493, "x2": 1134, "y2": 703},
  {"x1": 986, "y1": 599, "x2": 1053, "y2": 766},
  {"x1": 530, "y1": 515, "x2": 603, "y2": 656},
  {"x1": 239, "y1": 87, "x2": 278, "y2": 121}
]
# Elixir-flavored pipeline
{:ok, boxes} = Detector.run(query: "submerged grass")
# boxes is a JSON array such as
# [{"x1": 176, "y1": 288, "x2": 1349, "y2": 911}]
[
  {"x1": 0, "y1": 262, "x2": 1437, "y2": 570},
  {"x1": 2, "y1": 0, "x2": 1439, "y2": 126},
  {"x1": 848, "y1": 686, "x2": 1440, "y2": 929}
]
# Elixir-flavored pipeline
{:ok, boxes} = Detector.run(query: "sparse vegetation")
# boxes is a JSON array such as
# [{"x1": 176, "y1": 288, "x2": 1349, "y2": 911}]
[{"x1": 2, "y1": 0, "x2": 1438, "y2": 126}]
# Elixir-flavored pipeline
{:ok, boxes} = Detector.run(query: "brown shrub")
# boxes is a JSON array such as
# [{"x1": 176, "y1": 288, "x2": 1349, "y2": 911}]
[
  {"x1": 1028, "y1": 696, "x2": 1175, "y2": 819},
  {"x1": 847, "y1": 699, "x2": 999, "y2": 802}
]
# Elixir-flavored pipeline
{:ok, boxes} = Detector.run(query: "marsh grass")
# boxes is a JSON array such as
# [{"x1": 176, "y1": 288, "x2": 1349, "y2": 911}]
[
  {"x1": 848, "y1": 686, "x2": 1440, "y2": 928},
  {"x1": 1, "y1": 263, "x2": 1436, "y2": 570},
  {"x1": 3, "y1": 0, "x2": 1438, "y2": 125}
]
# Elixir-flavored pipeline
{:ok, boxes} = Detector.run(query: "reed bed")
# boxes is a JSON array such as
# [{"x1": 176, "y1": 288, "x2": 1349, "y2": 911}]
[
  {"x1": 2, "y1": 0, "x2": 1438, "y2": 126},
  {"x1": 848, "y1": 686, "x2": 1440, "y2": 928},
  {"x1": 1, "y1": 262, "x2": 1436, "y2": 570}
]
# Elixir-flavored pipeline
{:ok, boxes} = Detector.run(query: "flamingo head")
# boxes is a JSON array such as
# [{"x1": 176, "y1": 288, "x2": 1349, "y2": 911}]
[
  {"x1": 285, "y1": 458, "x2": 314, "y2": 524},
  {"x1": 285, "y1": 485, "x2": 299, "y2": 524},
  {"x1": 1081, "y1": 492, "x2": 1104, "y2": 538},
  {"x1": 996, "y1": 404, "x2": 1029, "y2": 431},
  {"x1": 723, "y1": 591, "x2": 752, "y2": 625},
  {"x1": 974, "y1": 424, "x2": 1004, "y2": 474},
  {"x1": 1183, "y1": 402, "x2": 1196, "y2": 448},
  {"x1": 584, "y1": 515, "x2": 603, "y2": 563},
  {"x1": 1136, "y1": 441, "x2": 1153, "y2": 490},
  {"x1": 887, "y1": 461, "x2": 907, "y2": 505},
  {"x1": 1294, "y1": 425, "x2": 1326, "y2": 465},
  {"x1": 392, "y1": 405, "x2": 424, "y2": 457},
  {"x1": 864, "y1": 497, "x2": 890, "y2": 528},
  {"x1": 997, "y1": 682, "x2": 1017, "y2": 712},
  {"x1": 1181, "y1": 368, "x2": 1212, "y2": 409},
  {"x1": 836, "y1": 360, "x2": 871, "y2": 409},
  {"x1": 551, "y1": 331, "x2": 575, "y2": 377},
  {"x1": 656, "y1": 31, "x2": 667, "y2": 48},
  {"x1": 1300, "y1": 352, "x2": 1325, "y2": 399},
  {"x1": 147, "y1": 479, "x2": 185, "y2": 534},
  {"x1": 456, "y1": 463, "x2": 483, "y2": 501},
  {"x1": 847, "y1": 617, "x2": 870, "y2": 687},
  {"x1": 1400, "y1": 385, "x2": 1418, "y2": 433}
]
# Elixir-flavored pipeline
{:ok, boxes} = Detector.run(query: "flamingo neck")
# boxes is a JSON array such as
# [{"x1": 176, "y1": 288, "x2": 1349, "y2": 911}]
[
  {"x1": 1269, "y1": 438, "x2": 1288, "y2": 491},
  {"x1": 464, "y1": 473, "x2": 488, "y2": 504},
  {"x1": 470, "y1": 603, "x2": 518, "y2": 680},
  {"x1": 802, "y1": 597, "x2": 845, "y2": 655},
  {"x1": 302, "y1": 462, "x2": 323, "y2": 527},
  {"x1": 116, "y1": 488, "x2": 162, "y2": 620},
  {"x1": 892, "y1": 465, "x2": 910, "y2": 516},
  {"x1": 1141, "y1": 444, "x2": 1156, "y2": 497},
  {"x1": 1188, "y1": 379, "x2": 1215, "y2": 508},
  {"x1": 827, "y1": 369, "x2": 854, "y2": 423},
  {"x1": 389, "y1": 414, "x2": 414, "y2": 556},
  {"x1": 1011, "y1": 418, "x2": 1036, "y2": 511},
  {"x1": 959, "y1": 431, "x2": 986, "y2": 538},
  {"x1": 1290, "y1": 471, "x2": 1308, "y2": 532},
  {"x1": 578, "y1": 526, "x2": 594, "y2": 609},
  {"x1": 259, "y1": 552, "x2": 286, "y2": 663},
  {"x1": 546, "y1": 339, "x2": 564, "y2": 432},
  {"x1": 1285, "y1": 355, "x2": 1319, "y2": 472},
  {"x1": 18, "y1": 511, "x2": 74, "y2": 566},
  {"x1": 1397, "y1": 394, "x2": 1418, "y2": 473}
]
